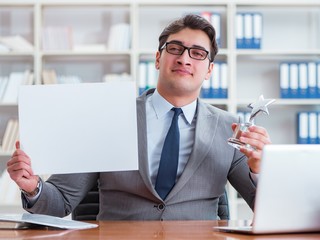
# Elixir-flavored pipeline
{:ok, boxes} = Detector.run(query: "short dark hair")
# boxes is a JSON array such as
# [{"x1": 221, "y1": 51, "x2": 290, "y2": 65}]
[{"x1": 158, "y1": 14, "x2": 218, "y2": 62}]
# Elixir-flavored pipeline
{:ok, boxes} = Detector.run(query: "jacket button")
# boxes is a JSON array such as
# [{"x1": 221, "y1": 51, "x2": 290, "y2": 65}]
[{"x1": 157, "y1": 204, "x2": 165, "y2": 211}]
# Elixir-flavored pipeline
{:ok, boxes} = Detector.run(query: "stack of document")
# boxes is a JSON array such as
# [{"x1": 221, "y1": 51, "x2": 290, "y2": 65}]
[{"x1": 0, "y1": 213, "x2": 98, "y2": 229}]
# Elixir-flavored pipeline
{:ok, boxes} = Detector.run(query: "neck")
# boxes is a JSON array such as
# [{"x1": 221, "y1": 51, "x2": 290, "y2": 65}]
[{"x1": 157, "y1": 88, "x2": 199, "y2": 107}]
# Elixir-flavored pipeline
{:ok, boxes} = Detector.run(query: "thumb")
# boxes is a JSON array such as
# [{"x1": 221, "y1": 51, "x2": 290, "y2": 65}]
[
  {"x1": 231, "y1": 123, "x2": 238, "y2": 131},
  {"x1": 15, "y1": 141, "x2": 20, "y2": 149}
]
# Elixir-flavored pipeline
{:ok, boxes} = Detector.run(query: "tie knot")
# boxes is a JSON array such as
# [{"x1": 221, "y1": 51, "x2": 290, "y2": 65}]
[{"x1": 172, "y1": 108, "x2": 182, "y2": 117}]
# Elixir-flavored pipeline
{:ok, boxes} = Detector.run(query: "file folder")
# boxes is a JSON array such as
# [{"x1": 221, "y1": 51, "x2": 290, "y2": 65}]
[
  {"x1": 244, "y1": 13, "x2": 253, "y2": 49},
  {"x1": 280, "y1": 63, "x2": 290, "y2": 98},
  {"x1": 297, "y1": 112, "x2": 309, "y2": 144},
  {"x1": 307, "y1": 62, "x2": 317, "y2": 98},
  {"x1": 253, "y1": 13, "x2": 262, "y2": 49},
  {"x1": 308, "y1": 112, "x2": 318, "y2": 144},
  {"x1": 236, "y1": 13, "x2": 244, "y2": 49},
  {"x1": 289, "y1": 63, "x2": 299, "y2": 98},
  {"x1": 298, "y1": 63, "x2": 308, "y2": 98}
]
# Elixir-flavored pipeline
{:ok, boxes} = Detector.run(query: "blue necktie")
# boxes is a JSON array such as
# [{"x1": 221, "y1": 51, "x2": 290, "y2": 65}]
[{"x1": 155, "y1": 108, "x2": 182, "y2": 200}]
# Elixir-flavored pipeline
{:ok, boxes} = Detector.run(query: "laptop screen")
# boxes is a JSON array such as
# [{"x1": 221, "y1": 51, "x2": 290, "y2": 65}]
[{"x1": 253, "y1": 144, "x2": 320, "y2": 234}]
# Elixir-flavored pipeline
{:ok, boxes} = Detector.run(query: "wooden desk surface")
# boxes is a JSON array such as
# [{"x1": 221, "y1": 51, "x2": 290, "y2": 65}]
[{"x1": 1, "y1": 220, "x2": 320, "y2": 240}]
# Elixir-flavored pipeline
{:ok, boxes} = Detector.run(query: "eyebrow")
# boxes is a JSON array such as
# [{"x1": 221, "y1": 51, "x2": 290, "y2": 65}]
[{"x1": 168, "y1": 40, "x2": 207, "y2": 50}]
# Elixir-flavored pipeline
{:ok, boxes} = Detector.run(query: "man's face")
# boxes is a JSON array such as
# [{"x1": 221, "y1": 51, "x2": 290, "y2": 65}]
[{"x1": 155, "y1": 28, "x2": 213, "y2": 101}]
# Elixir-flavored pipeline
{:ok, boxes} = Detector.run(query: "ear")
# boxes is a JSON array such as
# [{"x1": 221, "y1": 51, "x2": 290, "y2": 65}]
[
  {"x1": 155, "y1": 51, "x2": 161, "y2": 69},
  {"x1": 204, "y1": 62, "x2": 214, "y2": 80}
]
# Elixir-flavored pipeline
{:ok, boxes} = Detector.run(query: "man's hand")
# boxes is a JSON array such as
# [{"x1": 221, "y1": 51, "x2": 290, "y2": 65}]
[
  {"x1": 232, "y1": 123, "x2": 271, "y2": 174},
  {"x1": 7, "y1": 141, "x2": 39, "y2": 193}
]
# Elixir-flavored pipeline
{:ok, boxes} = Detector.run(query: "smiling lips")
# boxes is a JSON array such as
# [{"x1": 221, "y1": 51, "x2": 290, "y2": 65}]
[{"x1": 172, "y1": 68, "x2": 192, "y2": 75}]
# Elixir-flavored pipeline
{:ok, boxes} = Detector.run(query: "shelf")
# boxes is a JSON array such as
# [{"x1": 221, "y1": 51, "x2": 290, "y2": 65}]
[
  {"x1": 41, "y1": 50, "x2": 132, "y2": 56},
  {"x1": 1, "y1": 0, "x2": 320, "y2": 220}
]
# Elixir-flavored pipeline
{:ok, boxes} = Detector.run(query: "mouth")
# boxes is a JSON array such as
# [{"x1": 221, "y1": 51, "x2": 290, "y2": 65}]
[{"x1": 172, "y1": 68, "x2": 193, "y2": 76}]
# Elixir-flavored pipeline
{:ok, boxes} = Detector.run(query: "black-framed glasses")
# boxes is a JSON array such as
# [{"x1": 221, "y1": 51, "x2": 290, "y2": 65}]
[{"x1": 161, "y1": 42, "x2": 211, "y2": 61}]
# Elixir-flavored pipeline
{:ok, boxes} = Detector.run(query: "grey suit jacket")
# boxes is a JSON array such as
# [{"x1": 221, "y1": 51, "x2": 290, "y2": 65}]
[{"x1": 23, "y1": 89, "x2": 256, "y2": 220}]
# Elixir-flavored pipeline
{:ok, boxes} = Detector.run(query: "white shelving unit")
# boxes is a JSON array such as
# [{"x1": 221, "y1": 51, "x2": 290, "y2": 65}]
[{"x1": 1, "y1": 0, "x2": 320, "y2": 219}]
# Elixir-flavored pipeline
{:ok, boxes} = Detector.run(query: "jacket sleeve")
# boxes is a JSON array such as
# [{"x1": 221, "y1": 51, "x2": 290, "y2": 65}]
[{"x1": 22, "y1": 172, "x2": 99, "y2": 218}]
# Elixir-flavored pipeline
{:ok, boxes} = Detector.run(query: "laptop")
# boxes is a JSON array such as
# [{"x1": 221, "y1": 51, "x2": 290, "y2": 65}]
[{"x1": 214, "y1": 144, "x2": 320, "y2": 234}]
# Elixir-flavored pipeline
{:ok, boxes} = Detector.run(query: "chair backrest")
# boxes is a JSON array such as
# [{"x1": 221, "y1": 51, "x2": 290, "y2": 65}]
[
  {"x1": 72, "y1": 186, "x2": 229, "y2": 220},
  {"x1": 217, "y1": 190, "x2": 229, "y2": 220},
  {"x1": 71, "y1": 183, "x2": 99, "y2": 221}
]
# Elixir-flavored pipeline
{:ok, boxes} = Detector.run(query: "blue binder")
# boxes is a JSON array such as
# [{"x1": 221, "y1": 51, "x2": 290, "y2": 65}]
[
  {"x1": 280, "y1": 62, "x2": 290, "y2": 98},
  {"x1": 297, "y1": 112, "x2": 309, "y2": 144},
  {"x1": 298, "y1": 63, "x2": 308, "y2": 98},
  {"x1": 252, "y1": 13, "x2": 262, "y2": 49},
  {"x1": 308, "y1": 112, "x2": 318, "y2": 144},
  {"x1": 236, "y1": 13, "x2": 244, "y2": 49},
  {"x1": 220, "y1": 62, "x2": 228, "y2": 98},
  {"x1": 243, "y1": 13, "x2": 253, "y2": 49},
  {"x1": 307, "y1": 62, "x2": 317, "y2": 98},
  {"x1": 139, "y1": 61, "x2": 148, "y2": 95},
  {"x1": 211, "y1": 62, "x2": 220, "y2": 98},
  {"x1": 289, "y1": 63, "x2": 299, "y2": 98}
]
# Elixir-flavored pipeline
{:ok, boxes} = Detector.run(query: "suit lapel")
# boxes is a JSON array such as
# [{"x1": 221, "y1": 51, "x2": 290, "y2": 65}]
[
  {"x1": 166, "y1": 100, "x2": 220, "y2": 201},
  {"x1": 136, "y1": 90, "x2": 158, "y2": 195}
]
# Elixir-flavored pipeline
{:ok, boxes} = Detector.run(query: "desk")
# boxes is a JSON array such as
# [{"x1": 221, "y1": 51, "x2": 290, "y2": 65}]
[{"x1": 0, "y1": 220, "x2": 319, "y2": 240}]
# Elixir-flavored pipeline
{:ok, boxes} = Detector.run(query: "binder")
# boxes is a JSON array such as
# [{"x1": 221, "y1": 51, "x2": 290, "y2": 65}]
[
  {"x1": 244, "y1": 13, "x2": 253, "y2": 49},
  {"x1": 211, "y1": 62, "x2": 220, "y2": 98},
  {"x1": 0, "y1": 76, "x2": 9, "y2": 101},
  {"x1": 318, "y1": 112, "x2": 320, "y2": 144},
  {"x1": 308, "y1": 62, "x2": 317, "y2": 98},
  {"x1": 308, "y1": 112, "x2": 318, "y2": 144},
  {"x1": 317, "y1": 62, "x2": 320, "y2": 98},
  {"x1": 201, "y1": 76, "x2": 211, "y2": 98},
  {"x1": 280, "y1": 63, "x2": 289, "y2": 98},
  {"x1": 297, "y1": 112, "x2": 309, "y2": 144},
  {"x1": 211, "y1": 13, "x2": 221, "y2": 47},
  {"x1": 2, "y1": 72, "x2": 25, "y2": 104},
  {"x1": 252, "y1": 13, "x2": 262, "y2": 49},
  {"x1": 220, "y1": 62, "x2": 228, "y2": 98},
  {"x1": 236, "y1": 13, "x2": 244, "y2": 49},
  {"x1": 289, "y1": 63, "x2": 299, "y2": 98},
  {"x1": 138, "y1": 61, "x2": 147, "y2": 95},
  {"x1": 147, "y1": 61, "x2": 157, "y2": 90},
  {"x1": 298, "y1": 63, "x2": 308, "y2": 98}
]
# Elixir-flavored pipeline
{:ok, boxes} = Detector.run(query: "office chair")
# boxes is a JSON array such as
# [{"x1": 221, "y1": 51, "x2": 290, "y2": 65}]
[
  {"x1": 71, "y1": 182, "x2": 99, "y2": 221},
  {"x1": 72, "y1": 185, "x2": 229, "y2": 220},
  {"x1": 217, "y1": 190, "x2": 229, "y2": 220}
]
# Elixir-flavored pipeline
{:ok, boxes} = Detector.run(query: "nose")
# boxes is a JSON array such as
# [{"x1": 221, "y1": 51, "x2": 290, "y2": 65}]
[{"x1": 177, "y1": 49, "x2": 191, "y2": 65}]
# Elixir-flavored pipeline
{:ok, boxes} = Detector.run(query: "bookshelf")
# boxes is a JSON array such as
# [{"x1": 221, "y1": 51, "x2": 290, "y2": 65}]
[{"x1": 1, "y1": 0, "x2": 320, "y2": 219}]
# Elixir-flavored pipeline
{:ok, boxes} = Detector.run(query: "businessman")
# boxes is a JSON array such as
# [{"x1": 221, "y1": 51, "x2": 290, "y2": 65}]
[{"x1": 7, "y1": 14, "x2": 271, "y2": 220}]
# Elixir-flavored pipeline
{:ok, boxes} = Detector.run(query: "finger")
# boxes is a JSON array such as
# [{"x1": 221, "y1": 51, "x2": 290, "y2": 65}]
[
  {"x1": 16, "y1": 141, "x2": 20, "y2": 149},
  {"x1": 7, "y1": 153, "x2": 31, "y2": 167},
  {"x1": 9, "y1": 149, "x2": 30, "y2": 164},
  {"x1": 8, "y1": 168, "x2": 32, "y2": 182},
  {"x1": 241, "y1": 128, "x2": 271, "y2": 147},
  {"x1": 240, "y1": 137, "x2": 266, "y2": 151},
  {"x1": 248, "y1": 125, "x2": 270, "y2": 138},
  {"x1": 231, "y1": 123, "x2": 238, "y2": 131},
  {"x1": 7, "y1": 160, "x2": 34, "y2": 177}
]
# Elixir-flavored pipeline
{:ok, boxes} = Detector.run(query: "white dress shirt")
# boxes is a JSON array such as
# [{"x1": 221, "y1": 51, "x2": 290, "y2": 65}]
[{"x1": 146, "y1": 89, "x2": 197, "y2": 187}]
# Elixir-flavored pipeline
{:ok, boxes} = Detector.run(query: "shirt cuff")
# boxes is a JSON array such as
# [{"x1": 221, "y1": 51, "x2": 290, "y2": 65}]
[{"x1": 23, "y1": 178, "x2": 43, "y2": 206}]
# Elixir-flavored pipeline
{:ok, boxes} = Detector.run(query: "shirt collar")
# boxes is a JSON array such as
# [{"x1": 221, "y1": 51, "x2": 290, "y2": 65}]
[{"x1": 151, "y1": 89, "x2": 197, "y2": 125}]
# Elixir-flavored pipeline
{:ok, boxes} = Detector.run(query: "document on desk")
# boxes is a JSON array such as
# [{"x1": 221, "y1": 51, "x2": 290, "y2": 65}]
[
  {"x1": 18, "y1": 81, "x2": 139, "y2": 175},
  {"x1": 0, "y1": 213, "x2": 98, "y2": 229}
]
